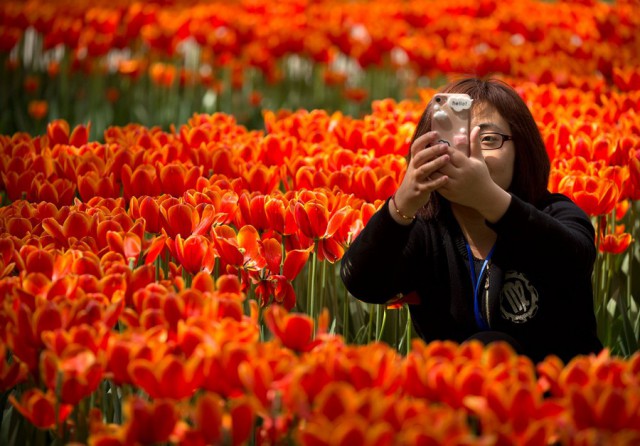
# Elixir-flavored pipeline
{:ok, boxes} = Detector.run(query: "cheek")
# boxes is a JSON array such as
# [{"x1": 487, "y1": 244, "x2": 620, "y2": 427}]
[{"x1": 485, "y1": 155, "x2": 515, "y2": 189}]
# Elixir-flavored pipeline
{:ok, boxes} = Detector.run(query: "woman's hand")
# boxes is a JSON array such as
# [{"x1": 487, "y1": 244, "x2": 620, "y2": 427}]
[
  {"x1": 434, "y1": 126, "x2": 511, "y2": 222},
  {"x1": 389, "y1": 131, "x2": 451, "y2": 224}
]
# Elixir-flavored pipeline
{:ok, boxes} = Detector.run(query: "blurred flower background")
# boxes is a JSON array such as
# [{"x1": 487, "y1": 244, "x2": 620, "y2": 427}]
[{"x1": 1, "y1": 0, "x2": 640, "y2": 445}]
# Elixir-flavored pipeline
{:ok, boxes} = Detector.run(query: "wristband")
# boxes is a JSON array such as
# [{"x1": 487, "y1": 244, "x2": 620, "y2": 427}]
[{"x1": 391, "y1": 194, "x2": 416, "y2": 221}]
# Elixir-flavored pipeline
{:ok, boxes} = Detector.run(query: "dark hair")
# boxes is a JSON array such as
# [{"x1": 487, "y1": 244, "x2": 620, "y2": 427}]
[{"x1": 411, "y1": 77, "x2": 550, "y2": 218}]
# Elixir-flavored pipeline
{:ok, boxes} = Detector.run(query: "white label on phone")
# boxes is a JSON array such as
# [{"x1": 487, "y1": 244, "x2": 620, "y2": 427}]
[{"x1": 448, "y1": 96, "x2": 473, "y2": 112}]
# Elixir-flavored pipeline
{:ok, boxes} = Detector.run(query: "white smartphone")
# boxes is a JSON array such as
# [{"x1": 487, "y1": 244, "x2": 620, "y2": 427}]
[{"x1": 431, "y1": 93, "x2": 473, "y2": 154}]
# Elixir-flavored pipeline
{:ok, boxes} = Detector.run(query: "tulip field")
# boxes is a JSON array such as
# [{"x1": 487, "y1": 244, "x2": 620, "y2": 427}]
[{"x1": 1, "y1": 0, "x2": 640, "y2": 445}]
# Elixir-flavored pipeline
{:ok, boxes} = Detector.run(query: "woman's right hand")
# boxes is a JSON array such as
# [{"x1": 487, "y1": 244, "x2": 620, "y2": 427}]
[{"x1": 389, "y1": 131, "x2": 451, "y2": 224}]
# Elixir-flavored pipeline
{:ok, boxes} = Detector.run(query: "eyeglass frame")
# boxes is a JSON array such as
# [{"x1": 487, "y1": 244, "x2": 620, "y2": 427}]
[{"x1": 479, "y1": 132, "x2": 513, "y2": 150}]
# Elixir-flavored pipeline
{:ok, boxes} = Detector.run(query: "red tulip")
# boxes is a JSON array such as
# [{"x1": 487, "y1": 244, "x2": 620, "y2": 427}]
[
  {"x1": 264, "y1": 305, "x2": 320, "y2": 352},
  {"x1": 9, "y1": 388, "x2": 73, "y2": 429},
  {"x1": 122, "y1": 396, "x2": 179, "y2": 444},
  {"x1": 129, "y1": 195, "x2": 162, "y2": 234},
  {"x1": 46, "y1": 119, "x2": 71, "y2": 146},
  {"x1": 599, "y1": 231, "x2": 633, "y2": 254},
  {"x1": 41, "y1": 346, "x2": 104, "y2": 405},
  {"x1": 69, "y1": 123, "x2": 90, "y2": 147}
]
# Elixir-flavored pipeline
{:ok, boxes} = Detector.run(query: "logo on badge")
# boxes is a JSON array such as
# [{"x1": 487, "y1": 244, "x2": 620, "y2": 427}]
[{"x1": 500, "y1": 271, "x2": 539, "y2": 323}]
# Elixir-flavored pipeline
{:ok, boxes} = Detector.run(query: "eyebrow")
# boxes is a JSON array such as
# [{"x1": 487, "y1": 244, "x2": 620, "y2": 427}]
[{"x1": 478, "y1": 123, "x2": 506, "y2": 132}]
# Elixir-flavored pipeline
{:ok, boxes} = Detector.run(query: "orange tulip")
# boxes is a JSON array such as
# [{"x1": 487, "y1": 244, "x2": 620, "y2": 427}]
[
  {"x1": 179, "y1": 392, "x2": 255, "y2": 446},
  {"x1": 1, "y1": 166, "x2": 37, "y2": 202},
  {"x1": 568, "y1": 386, "x2": 640, "y2": 432},
  {"x1": 121, "y1": 164, "x2": 162, "y2": 200},
  {"x1": 243, "y1": 164, "x2": 282, "y2": 194},
  {"x1": 129, "y1": 351, "x2": 204, "y2": 400},
  {"x1": 105, "y1": 329, "x2": 161, "y2": 386},
  {"x1": 612, "y1": 66, "x2": 640, "y2": 92},
  {"x1": 212, "y1": 224, "x2": 265, "y2": 274},
  {"x1": 628, "y1": 148, "x2": 640, "y2": 200},
  {"x1": 106, "y1": 230, "x2": 143, "y2": 264},
  {"x1": 0, "y1": 25, "x2": 22, "y2": 53},
  {"x1": 27, "y1": 100, "x2": 48, "y2": 120},
  {"x1": 171, "y1": 234, "x2": 216, "y2": 275},
  {"x1": 253, "y1": 237, "x2": 310, "y2": 308},
  {"x1": 158, "y1": 163, "x2": 202, "y2": 197},
  {"x1": 23, "y1": 248, "x2": 54, "y2": 277},
  {"x1": 143, "y1": 233, "x2": 169, "y2": 267},
  {"x1": 465, "y1": 384, "x2": 563, "y2": 442},
  {"x1": 557, "y1": 175, "x2": 619, "y2": 217},
  {"x1": 201, "y1": 342, "x2": 252, "y2": 398},
  {"x1": 237, "y1": 193, "x2": 270, "y2": 231},
  {"x1": 30, "y1": 175, "x2": 76, "y2": 206},
  {"x1": 41, "y1": 323, "x2": 110, "y2": 359},
  {"x1": 0, "y1": 343, "x2": 28, "y2": 391},
  {"x1": 68, "y1": 123, "x2": 90, "y2": 147},
  {"x1": 5, "y1": 298, "x2": 63, "y2": 374},
  {"x1": 161, "y1": 202, "x2": 215, "y2": 238},
  {"x1": 264, "y1": 193, "x2": 297, "y2": 235},
  {"x1": 78, "y1": 171, "x2": 119, "y2": 201},
  {"x1": 41, "y1": 210, "x2": 95, "y2": 248},
  {"x1": 46, "y1": 119, "x2": 71, "y2": 146},
  {"x1": 343, "y1": 87, "x2": 368, "y2": 103}
]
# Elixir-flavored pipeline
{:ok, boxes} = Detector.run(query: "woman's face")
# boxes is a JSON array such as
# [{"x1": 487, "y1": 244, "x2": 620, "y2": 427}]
[{"x1": 471, "y1": 102, "x2": 515, "y2": 191}]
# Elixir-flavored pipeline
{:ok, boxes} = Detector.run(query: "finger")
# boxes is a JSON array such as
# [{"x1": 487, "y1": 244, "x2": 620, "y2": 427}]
[
  {"x1": 425, "y1": 173, "x2": 449, "y2": 190},
  {"x1": 416, "y1": 151, "x2": 450, "y2": 179},
  {"x1": 413, "y1": 142, "x2": 449, "y2": 168},
  {"x1": 410, "y1": 131, "x2": 440, "y2": 159},
  {"x1": 469, "y1": 126, "x2": 483, "y2": 160}
]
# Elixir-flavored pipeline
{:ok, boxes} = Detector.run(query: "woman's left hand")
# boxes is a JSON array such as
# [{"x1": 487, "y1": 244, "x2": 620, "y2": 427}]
[{"x1": 432, "y1": 126, "x2": 511, "y2": 222}]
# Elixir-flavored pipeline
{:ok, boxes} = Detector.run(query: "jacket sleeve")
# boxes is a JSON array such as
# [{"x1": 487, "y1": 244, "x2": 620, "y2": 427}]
[
  {"x1": 486, "y1": 193, "x2": 596, "y2": 275},
  {"x1": 340, "y1": 199, "x2": 423, "y2": 304}
]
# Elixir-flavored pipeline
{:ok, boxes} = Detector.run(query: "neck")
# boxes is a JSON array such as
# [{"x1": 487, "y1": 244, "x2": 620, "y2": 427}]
[{"x1": 451, "y1": 204, "x2": 497, "y2": 259}]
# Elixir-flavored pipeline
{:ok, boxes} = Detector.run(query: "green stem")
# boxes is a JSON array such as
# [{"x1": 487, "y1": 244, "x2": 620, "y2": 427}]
[
  {"x1": 342, "y1": 285, "x2": 350, "y2": 341},
  {"x1": 366, "y1": 304, "x2": 375, "y2": 343},
  {"x1": 54, "y1": 372, "x2": 63, "y2": 440},
  {"x1": 406, "y1": 306, "x2": 412, "y2": 356},
  {"x1": 375, "y1": 306, "x2": 387, "y2": 342},
  {"x1": 308, "y1": 244, "x2": 318, "y2": 322},
  {"x1": 319, "y1": 257, "x2": 327, "y2": 315},
  {"x1": 112, "y1": 381, "x2": 122, "y2": 424}
]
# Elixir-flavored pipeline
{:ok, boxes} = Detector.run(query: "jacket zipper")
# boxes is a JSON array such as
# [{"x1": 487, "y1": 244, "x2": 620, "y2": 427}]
[{"x1": 484, "y1": 263, "x2": 491, "y2": 328}]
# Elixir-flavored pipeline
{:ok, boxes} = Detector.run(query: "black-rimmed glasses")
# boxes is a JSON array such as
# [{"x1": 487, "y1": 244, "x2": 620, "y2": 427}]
[{"x1": 479, "y1": 132, "x2": 513, "y2": 150}]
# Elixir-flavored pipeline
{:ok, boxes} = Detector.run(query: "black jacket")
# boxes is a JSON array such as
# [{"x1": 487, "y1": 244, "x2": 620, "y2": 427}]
[{"x1": 340, "y1": 192, "x2": 603, "y2": 364}]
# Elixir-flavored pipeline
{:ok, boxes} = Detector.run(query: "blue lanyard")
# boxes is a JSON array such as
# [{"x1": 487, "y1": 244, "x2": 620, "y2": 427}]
[{"x1": 465, "y1": 243, "x2": 495, "y2": 330}]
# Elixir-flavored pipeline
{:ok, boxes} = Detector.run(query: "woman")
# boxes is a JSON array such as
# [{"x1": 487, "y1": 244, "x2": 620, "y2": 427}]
[{"x1": 340, "y1": 78, "x2": 603, "y2": 364}]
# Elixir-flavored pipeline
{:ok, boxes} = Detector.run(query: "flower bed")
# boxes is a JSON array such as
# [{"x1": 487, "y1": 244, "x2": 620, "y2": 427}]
[{"x1": 2, "y1": 0, "x2": 640, "y2": 444}]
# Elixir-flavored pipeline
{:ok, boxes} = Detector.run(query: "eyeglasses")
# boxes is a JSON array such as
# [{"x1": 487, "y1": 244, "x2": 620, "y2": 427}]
[{"x1": 479, "y1": 132, "x2": 513, "y2": 150}]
